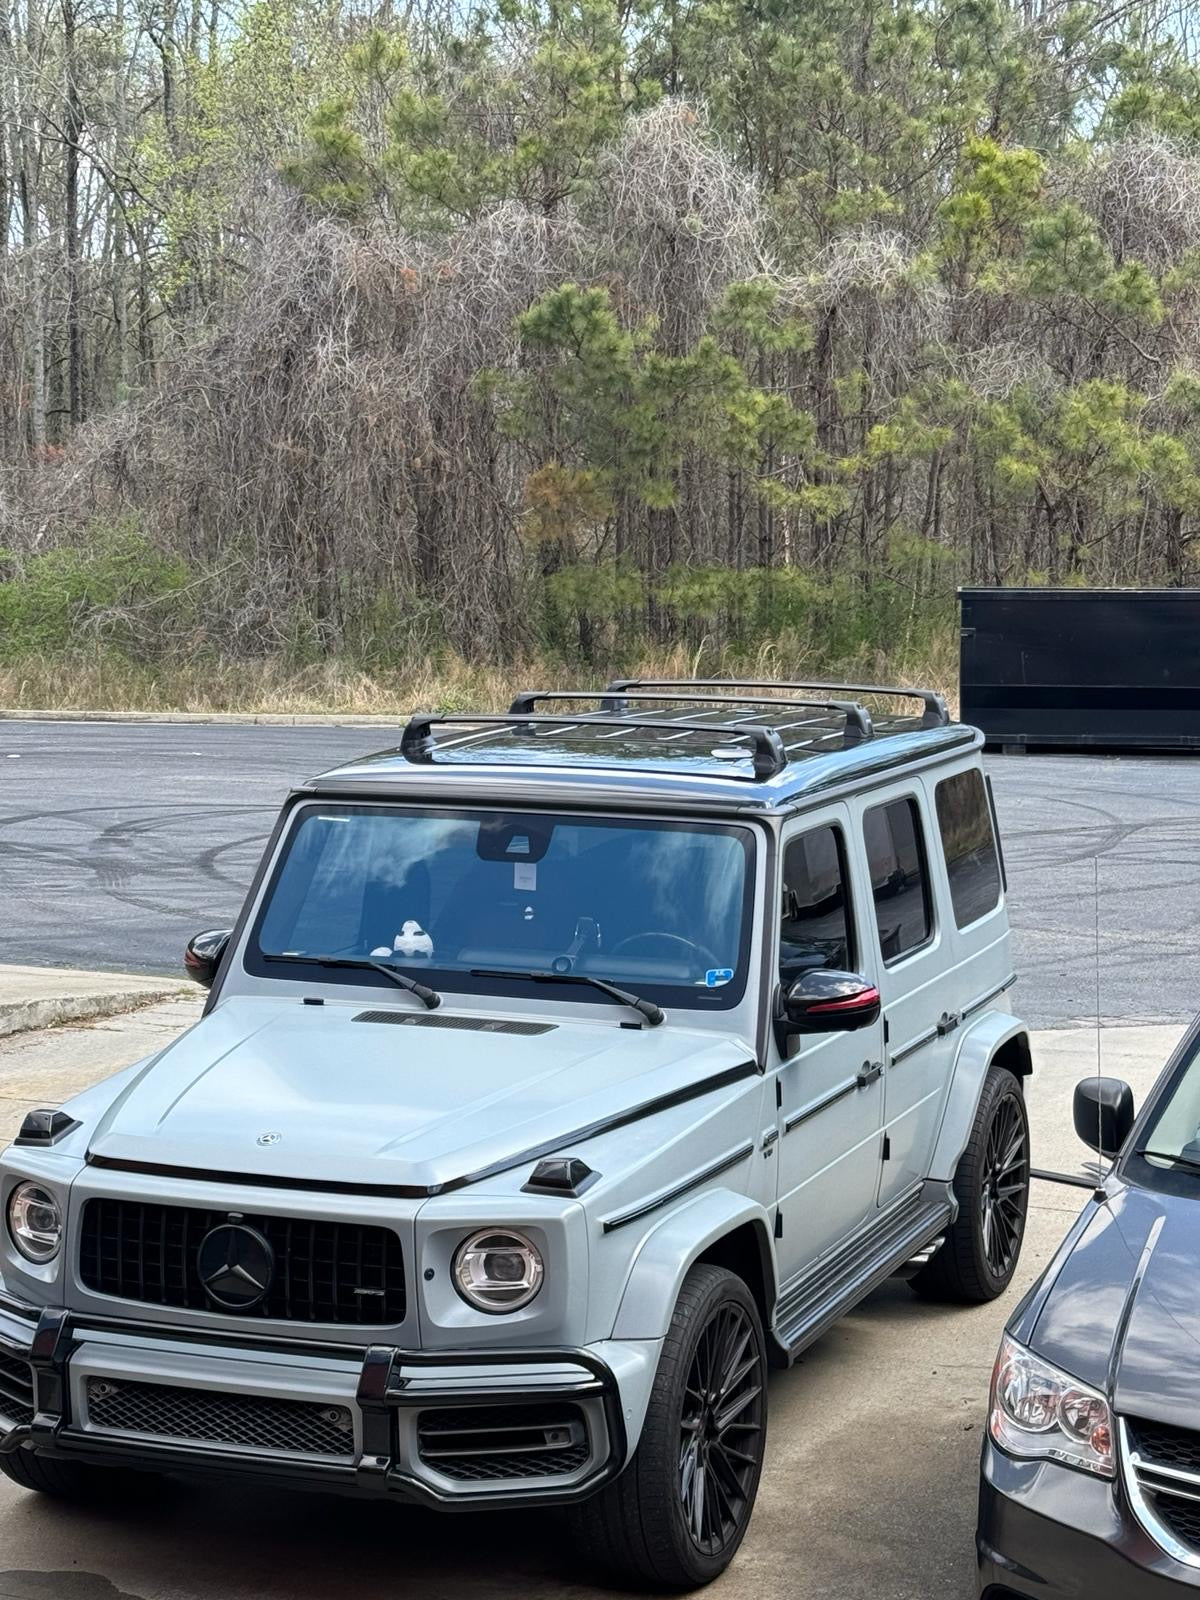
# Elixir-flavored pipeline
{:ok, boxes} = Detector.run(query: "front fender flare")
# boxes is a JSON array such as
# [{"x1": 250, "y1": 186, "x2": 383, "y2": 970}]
[
  {"x1": 928, "y1": 1011, "x2": 1031, "y2": 1185},
  {"x1": 610, "y1": 1188, "x2": 776, "y2": 1341}
]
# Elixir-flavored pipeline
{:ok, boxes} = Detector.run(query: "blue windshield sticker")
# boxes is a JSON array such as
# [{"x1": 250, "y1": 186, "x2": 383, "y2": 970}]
[{"x1": 705, "y1": 968, "x2": 734, "y2": 988}]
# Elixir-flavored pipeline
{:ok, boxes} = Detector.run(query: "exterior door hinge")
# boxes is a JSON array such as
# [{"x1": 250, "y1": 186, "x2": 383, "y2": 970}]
[
  {"x1": 775, "y1": 1078, "x2": 782, "y2": 1108},
  {"x1": 882, "y1": 1134, "x2": 891, "y2": 1161},
  {"x1": 774, "y1": 1209, "x2": 783, "y2": 1239},
  {"x1": 883, "y1": 1017, "x2": 890, "y2": 1045}
]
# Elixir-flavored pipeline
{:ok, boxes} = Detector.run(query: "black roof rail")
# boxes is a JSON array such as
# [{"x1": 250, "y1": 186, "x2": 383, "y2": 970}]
[
  {"x1": 607, "y1": 677, "x2": 949, "y2": 730},
  {"x1": 399, "y1": 712, "x2": 789, "y2": 781},
  {"x1": 508, "y1": 690, "x2": 874, "y2": 746}
]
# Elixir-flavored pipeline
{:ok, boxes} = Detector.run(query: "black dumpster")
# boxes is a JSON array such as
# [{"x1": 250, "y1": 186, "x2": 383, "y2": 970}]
[{"x1": 959, "y1": 587, "x2": 1200, "y2": 751}]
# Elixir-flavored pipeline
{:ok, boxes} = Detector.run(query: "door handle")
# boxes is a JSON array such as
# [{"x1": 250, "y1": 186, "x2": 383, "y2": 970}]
[{"x1": 856, "y1": 1060, "x2": 883, "y2": 1088}]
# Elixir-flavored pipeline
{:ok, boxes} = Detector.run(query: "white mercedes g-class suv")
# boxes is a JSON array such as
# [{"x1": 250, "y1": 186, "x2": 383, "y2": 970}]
[{"x1": 0, "y1": 679, "x2": 1032, "y2": 1588}]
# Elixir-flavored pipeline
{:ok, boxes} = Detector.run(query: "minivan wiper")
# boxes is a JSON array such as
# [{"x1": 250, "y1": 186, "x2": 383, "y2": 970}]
[
  {"x1": 264, "y1": 953, "x2": 441, "y2": 1009},
  {"x1": 1137, "y1": 1147, "x2": 1200, "y2": 1174},
  {"x1": 473, "y1": 968, "x2": 665, "y2": 1027}
]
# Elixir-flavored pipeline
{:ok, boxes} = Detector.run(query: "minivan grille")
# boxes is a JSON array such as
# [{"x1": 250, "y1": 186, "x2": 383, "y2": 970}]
[
  {"x1": 0, "y1": 1349, "x2": 35, "y2": 1427},
  {"x1": 1127, "y1": 1416, "x2": 1200, "y2": 1556},
  {"x1": 79, "y1": 1199, "x2": 406, "y2": 1325}
]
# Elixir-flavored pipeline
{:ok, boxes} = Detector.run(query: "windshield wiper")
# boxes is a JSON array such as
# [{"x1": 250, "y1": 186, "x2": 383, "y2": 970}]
[
  {"x1": 264, "y1": 953, "x2": 441, "y2": 1010},
  {"x1": 473, "y1": 968, "x2": 665, "y2": 1027},
  {"x1": 1138, "y1": 1147, "x2": 1200, "y2": 1174}
]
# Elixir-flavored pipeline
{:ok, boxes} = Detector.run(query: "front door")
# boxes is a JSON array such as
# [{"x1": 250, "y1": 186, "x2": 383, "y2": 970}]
[{"x1": 771, "y1": 808, "x2": 886, "y2": 1284}]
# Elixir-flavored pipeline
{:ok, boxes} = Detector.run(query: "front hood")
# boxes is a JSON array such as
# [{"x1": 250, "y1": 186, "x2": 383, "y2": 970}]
[
  {"x1": 84, "y1": 996, "x2": 754, "y2": 1194},
  {"x1": 1030, "y1": 1184, "x2": 1200, "y2": 1426}
]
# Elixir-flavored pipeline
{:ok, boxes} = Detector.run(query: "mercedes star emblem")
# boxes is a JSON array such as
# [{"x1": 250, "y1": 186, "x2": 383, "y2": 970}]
[
  {"x1": 196, "y1": 1222, "x2": 275, "y2": 1311},
  {"x1": 256, "y1": 1131, "x2": 282, "y2": 1146}
]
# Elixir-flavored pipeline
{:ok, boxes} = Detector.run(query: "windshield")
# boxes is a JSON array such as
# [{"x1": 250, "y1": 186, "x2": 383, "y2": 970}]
[
  {"x1": 1135, "y1": 1031, "x2": 1200, "y2": 1180},
  {"x1": 248, "y1": 804, "x2": 754, "y2": 1009}
]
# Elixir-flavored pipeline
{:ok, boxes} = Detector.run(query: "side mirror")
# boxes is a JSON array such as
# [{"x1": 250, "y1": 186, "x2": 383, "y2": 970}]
[
  {"x1": 780, "y1": 970, "x2": 881, "y2": 1036},
  {"x1": 1074, "y1": 1077, "x2": 1135, "y2": 1160},
  {"x1": 184, "y1": 928, "x2": 232, "y2": 990}
]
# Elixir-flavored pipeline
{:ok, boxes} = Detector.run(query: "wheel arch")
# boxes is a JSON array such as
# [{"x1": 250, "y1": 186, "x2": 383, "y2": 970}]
[
  {"x1": 609, "y1": 1190, "x2": 778, "y2": 1344},
  {"x1": 928, "y1": 1012, "x2": 1032, "y2": 1185}
]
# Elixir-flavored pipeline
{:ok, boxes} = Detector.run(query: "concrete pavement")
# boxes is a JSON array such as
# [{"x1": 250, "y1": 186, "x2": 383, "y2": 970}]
[{"x1": 0, "y1": 1004, "x2": 1181, "y2": 1600}]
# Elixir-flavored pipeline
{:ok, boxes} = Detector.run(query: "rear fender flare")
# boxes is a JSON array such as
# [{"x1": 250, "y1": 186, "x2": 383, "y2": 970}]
[
  {"x1": 610, "y1": 1189, "x2": 777, "y2": 1341},
  {"x1": 929, "y1": 1013, "x2": 1032, "y2": 1185}
]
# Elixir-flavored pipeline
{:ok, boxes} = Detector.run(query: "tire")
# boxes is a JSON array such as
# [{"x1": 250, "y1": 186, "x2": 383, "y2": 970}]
[
  {"x1": 568, "y1": 1263, "x2": 768, "y2": 1591},
  {"x1": 912, "y1": 1064, "x2": 1030, "y2": 1304},
  {"x1": 0, "y1": 1447, "x2": 153, "y2": 1502}
]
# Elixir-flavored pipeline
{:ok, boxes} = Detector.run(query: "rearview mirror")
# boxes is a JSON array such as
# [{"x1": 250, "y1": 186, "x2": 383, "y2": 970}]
[
  {"x1": 184, "y1": 928, "x2": 232, "y2": 990},
  {"x1": 1073, "y1": 1077, "x2": 1135, "y2": 1160},
  {"x1": 779, "y1": 970, "x2": 881, "y2": 1037}
]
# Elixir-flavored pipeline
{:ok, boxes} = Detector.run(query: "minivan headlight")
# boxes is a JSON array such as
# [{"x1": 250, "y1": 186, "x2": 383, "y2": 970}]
[
  {"x1": 452, "y1": 1229, "x2": 544, "y2": 1313},
  {"x1": 989, "y1": 1333, "x2": 1114, "y2": 1478},
  {"x1": 7, "y1": 1182, "x2": 64, "y2": 1264}
]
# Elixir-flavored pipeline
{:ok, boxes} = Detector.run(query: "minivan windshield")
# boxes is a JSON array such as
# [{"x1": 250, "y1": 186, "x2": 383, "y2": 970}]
[
  {"x1": 248, "y1": 804, "x2": 754, "y2": 1010},
  {"x1": 1135, "y1": 1031, "x2": 1200, "y2": 1180}
]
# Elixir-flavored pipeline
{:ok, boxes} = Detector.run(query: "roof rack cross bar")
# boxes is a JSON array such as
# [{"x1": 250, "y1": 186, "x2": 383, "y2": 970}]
[
  {"x1": 605, "y1": 677, "x2": 948, "y2": 730},
  {"x1": 400, "y1": 712, "x2": 789, "y2": 781},
  {"x1": 508, "y1": 690, "x2": 874, "y2": 747}
]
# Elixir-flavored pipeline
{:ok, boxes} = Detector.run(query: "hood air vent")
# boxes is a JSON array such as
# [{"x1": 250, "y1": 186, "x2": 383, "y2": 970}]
[{"x1": 353, "y1": 1011, "x2": 555, "y2": 1036}]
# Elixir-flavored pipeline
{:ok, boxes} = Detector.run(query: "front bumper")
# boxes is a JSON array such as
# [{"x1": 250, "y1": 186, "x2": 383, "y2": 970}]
[
  {"x1": 0, "y1": 1292, "x2": 637, "y2": 1508},
  {"x1": 978, "y1": 1437, "x2": 1200, "y2": 1597}
]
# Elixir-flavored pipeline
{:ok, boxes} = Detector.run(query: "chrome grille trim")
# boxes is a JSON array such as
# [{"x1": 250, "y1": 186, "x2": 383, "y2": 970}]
[{"x1": 1121, "y1": 1417, "x2": 1200, "y2": 1569}]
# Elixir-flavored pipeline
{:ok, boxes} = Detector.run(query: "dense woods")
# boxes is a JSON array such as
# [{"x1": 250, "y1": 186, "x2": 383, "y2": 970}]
[{"x1": 4, "y1": 0, "x2": 1200, "y2": 688}]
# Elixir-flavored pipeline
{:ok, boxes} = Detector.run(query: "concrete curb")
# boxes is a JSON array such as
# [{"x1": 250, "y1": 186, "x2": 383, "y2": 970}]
[
  {"x1": 0, "y1": 972, "x2": 197, "y2": 1040},
  {"x1": 0, "y1": 709, "x2": 410, "y2": 726}
]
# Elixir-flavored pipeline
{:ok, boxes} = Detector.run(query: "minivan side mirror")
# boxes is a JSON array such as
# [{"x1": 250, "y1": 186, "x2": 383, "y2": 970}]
[
  {"x1": 780, "y1": 970, "x2": 881, "y2": 1036},
  {"x1": 184, "y1": 928, "x2": 232, "y2": 989},
  {"x1": 1073, "y1": 1076, "x2": 1135, "y2": 1159}
]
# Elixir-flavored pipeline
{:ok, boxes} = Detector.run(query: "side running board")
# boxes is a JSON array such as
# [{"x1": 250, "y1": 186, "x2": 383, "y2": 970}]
[{"x1": 772, "y1": 1193, "x2": 953, "y2": 1360}]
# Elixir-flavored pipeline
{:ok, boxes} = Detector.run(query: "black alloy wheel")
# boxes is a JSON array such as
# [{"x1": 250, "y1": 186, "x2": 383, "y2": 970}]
[
  {"x1": 568, "y1": 1262, "x2": 768, "y2": 1589},
  {"x1": 678, "y1": 1300, "x2": 765, "y2": 1556},
  {"x1": 980, "y1": 1090, "x2": 1029, "y2": 1280},
  {"x1": 912, "y1": 1063, "x2": 1030, "y2": 1304}
]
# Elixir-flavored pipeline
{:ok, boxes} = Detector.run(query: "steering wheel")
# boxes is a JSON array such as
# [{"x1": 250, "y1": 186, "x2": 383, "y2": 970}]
[{"x1": 609, "y1": 931, "x2": 722, "y2": 974}]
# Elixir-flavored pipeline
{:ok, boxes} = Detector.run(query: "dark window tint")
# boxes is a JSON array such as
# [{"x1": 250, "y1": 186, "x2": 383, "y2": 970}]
[
  {"x1": 863, "y1": 797, "x2": 931, "y2": 963},
  {"x1": 779, "y1": 825, "x2": 854, "y2": 985},
  {"x1": 936, "y1": 769, "x2": 1002, "y2": 928}
]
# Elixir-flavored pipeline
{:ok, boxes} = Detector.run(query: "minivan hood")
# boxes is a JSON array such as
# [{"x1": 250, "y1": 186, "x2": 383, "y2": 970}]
[
  {"x1": 1030, "y1": 1183, "x2": 1200, "y2": 1426},
  {"x1": 84, "y1": 996, "x2": 754, "y2": 1194}
]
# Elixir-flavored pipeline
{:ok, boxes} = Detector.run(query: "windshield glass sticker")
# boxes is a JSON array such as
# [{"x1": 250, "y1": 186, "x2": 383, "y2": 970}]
[
  {"x1": 514, "y1": 861, "x2": 537, "y2": 891},
  {"x1": 705, "y1": 967, "x2": 734, "y2": 988}
]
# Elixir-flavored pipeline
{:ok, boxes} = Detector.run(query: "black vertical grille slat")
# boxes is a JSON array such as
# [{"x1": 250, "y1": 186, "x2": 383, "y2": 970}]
[
  {"x1": 0, "y1": 1349, "x2": 36, "y2": 1427},
  {"x1": 78, "y1": 1200, "x2": 405, "y2": 1326}
]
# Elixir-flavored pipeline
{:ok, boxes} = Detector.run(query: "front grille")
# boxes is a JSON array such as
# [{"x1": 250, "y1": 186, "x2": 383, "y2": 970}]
[
  {"x1": 417, "y1": 1403, "x2": 590, "y2": 1482},
  {"x1": 86, "y1": 1378, "x2": 354, "y2": 1457},
  {"x1": 79, "y1": 1199, "x2": 406, "y2": 1325},
  {"x1": 0, "y1": 1349, "x2": 35, "y2": 1427},
  {"x1": 1128, "y1": 1417, "x2": 1200, "y2": 1555}
]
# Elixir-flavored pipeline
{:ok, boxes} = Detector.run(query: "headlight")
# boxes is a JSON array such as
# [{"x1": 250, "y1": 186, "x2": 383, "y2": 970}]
[
  {"x1": 7, "y1": 1182, "x2": 63, "y2": 1264},
  {"x1": 452, "y1": 1228, "x2": 544, "y2": 1313},
  {"x1": 989, "y1": 1332, "x2": 1114, "y2": 1478}
]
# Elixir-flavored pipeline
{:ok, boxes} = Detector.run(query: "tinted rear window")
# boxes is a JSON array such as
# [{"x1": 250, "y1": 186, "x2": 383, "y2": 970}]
[
  {"x1": 936, "y1": 769, "x2": 1002, "y2": 928},
  {"x1": 863, "y1": 796, "x2": 931, "y2": 963}
]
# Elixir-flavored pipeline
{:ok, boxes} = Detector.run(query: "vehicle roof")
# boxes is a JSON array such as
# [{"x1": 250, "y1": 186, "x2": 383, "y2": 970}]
[{"x1": 302, "y1": 680, "x2": 981, "y2": 815}]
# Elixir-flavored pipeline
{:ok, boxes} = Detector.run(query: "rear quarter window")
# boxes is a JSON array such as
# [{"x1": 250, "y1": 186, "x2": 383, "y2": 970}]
[{"x1": 935, "y1": 768, "x2": 1002, "y2": 928}]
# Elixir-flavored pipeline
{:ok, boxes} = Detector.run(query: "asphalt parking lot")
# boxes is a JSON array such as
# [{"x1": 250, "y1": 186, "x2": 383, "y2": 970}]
[{"x1": 3, "y1": 719, "x2": 1200, "y2": 1026}]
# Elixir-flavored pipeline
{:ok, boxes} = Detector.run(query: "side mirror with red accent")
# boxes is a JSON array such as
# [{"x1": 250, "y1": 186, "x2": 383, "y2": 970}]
[
  {"x1": 780, "y1": 969, "x2": 881, "y2": 1037},
  {"x1": 185, "y1": 928, "x2": 232, "y2": 990}
]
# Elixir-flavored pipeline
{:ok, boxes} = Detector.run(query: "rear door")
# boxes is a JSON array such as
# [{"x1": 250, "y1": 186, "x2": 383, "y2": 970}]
[{"x1": 855, "y1": 787, "x2": 951, "y2": 1209}]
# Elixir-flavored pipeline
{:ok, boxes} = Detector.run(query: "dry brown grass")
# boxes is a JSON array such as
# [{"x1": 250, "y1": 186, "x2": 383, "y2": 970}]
[{"x1": 0, "y1": 633, "x2": 959, "y2": 718}]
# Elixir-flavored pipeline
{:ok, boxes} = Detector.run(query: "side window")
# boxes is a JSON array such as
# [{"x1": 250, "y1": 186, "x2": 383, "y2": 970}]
[
  {"x1": 862, "y1": 797, "x2": 931, "y2": 964},
  {"x1": 935, "y1": 768, "x2": 1002, "y2": 928},
  {"x1": 779, "y1": 825, "x2": 855, "y2": 985}
]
